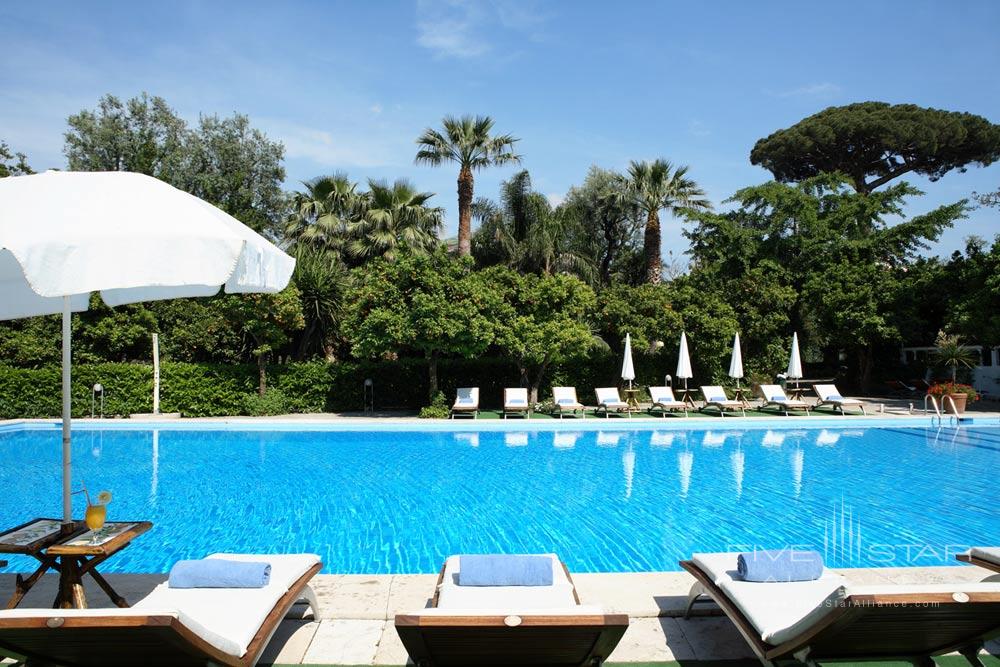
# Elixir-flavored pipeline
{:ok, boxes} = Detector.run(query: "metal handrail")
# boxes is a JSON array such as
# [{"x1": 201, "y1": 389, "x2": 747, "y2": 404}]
[{"x1": 925, "y1": 394, "x2": 961, "y2": 426}]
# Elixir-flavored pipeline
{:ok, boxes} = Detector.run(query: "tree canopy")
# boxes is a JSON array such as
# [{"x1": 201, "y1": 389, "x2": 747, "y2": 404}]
[
  {"x1": 346, "y1": 251, "x2": 497, "y2": 398},
  {"x1": 750, "y1": 102, "x2": 1000, "y2": 194},
  {"x1": 65, "y1": 92, "x2": 286, "y2": 236}
]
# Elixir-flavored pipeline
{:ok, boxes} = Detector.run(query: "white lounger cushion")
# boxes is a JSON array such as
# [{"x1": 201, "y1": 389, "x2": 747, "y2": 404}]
[
  {"x1": 137, "y1": 553, "x2": 320, "y2": 657},
  {"x1": 649, "y1": 387, "x2": 684, "y2": 406},
  {"x1": 814, "y1": 385, "x2": 861, "y2": 404},
  {"x1": 595, "y1": 388, "x2": 626, "y2": 406},
  {"x1": 0, "y1": 553, "x2": 320, "y2": 659},
  {"x1": 970, "y1": 547, "x2": 1000, "y2": 565},
  {"x1": 691, "y1": 552, "x2": 846, "y2": 645},
  {"x1": 436, "y1": 554, "x2": 578, "y2": 609}
]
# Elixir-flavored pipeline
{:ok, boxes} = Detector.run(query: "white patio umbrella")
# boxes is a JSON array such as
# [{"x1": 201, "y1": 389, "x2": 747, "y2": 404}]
[
  {"x1": 621, "y1": 333, "x2": 635, "y2": 389},
  {"x1": 676, "y1": 332, "x2": 693, "y2": 392},
  {"x1": 0, "y1": 171, "x2": 295, "y2": 529},
  {"x1": 728, "y1": 333, "x2": 744, "y2": 389},
  {"x1": 786, "y1": 332, "x2": 803, "y2": 395}
]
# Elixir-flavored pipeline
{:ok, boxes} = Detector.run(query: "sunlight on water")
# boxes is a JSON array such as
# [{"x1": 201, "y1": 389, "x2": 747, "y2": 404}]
[{"x1": 0, "y1": 424, "x2": 996, "y2": 574}]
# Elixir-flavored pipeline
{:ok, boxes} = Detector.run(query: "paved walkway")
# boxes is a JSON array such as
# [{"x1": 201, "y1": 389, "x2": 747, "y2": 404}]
[{"x1": 3, "y1": 566, "x2": 998, "y2": 665}]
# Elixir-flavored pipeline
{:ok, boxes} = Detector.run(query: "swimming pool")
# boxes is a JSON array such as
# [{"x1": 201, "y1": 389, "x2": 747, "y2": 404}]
[{"x1": 0, "y1": 420, "x2": 996, "y2": 574}]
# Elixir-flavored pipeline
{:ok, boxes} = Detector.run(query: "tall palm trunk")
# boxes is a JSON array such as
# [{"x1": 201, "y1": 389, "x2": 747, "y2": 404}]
[
  {"x1": 643, "y1": 209, "x2": 662, "y2": 284},
  {"x1": 457, "y1": 167, "x2": 474, "y2": 257}
]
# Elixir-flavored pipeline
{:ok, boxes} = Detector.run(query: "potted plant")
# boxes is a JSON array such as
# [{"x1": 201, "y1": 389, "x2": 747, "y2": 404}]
[
  {"x1": 932, "y1": 331, "x2": 977, "y2": 382},
  {"x1": 927, "y1": 382, "x2": 978, "y2": 414}
]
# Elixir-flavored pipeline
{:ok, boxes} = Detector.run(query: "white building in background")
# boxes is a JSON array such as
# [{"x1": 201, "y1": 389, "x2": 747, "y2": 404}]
[{"x1": 900, "y1": 345, "x2": 1000, "y2": 398}]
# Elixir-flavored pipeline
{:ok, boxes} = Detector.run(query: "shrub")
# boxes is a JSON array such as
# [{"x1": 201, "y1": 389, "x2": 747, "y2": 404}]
[
  {"x1": 418, "y1": 391, "x2": 450, "y2": 419},
  {"x1": 243, "y1": 388, "x2": 291, "y2": 416}
]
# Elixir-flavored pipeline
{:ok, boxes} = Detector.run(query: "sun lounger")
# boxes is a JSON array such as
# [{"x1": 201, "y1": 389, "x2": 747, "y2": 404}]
[
  {"x1": 450, "y1": 387, "x2": 479, "y2": 419},
  {"x1": 958, "y1": 547, "x2": 1000, "y2": 574},
  {"x1": 759, "y1": 384, "x2": 811, "y2": 416},
  {"x1": 594, "y1": 387, "x2": 630, "y2": 418},
  {"x1": 884, "y1": 379, "x2": 919, "y2": 397},
  {"x1": 503, "y1": 387, "x2": 530, "y2": 419},
  {"x1": 813, "y1": 384, "x2": 866, "y2": 415},
  {"x1": 699, "y1": 386, "x2": 746, "y2": 417},
  {"x1": 680, "y1": 552, "x2": 1000, "y2": 666},
  {"x1": 395, "y1": 554, "x2": 628, "y2": 666},
  {"x1": 552, "y1": 387, "x2": 586, "y2": 419},
  {"x1": 0, "y1": 553, "x2": 321, "y2": 667},
  {"x1": 648, "y1": 386, "x2": 688, "y2": 417}
]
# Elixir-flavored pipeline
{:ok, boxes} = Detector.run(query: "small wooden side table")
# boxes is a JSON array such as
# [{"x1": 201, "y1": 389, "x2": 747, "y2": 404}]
[
  {"x1": 0, "y1": 518, "x2": 81, "y2": 610},
  {"x1": 731, "y1": 387, "x2": 753, "y2": 409},
  {"x1": 622, "y1": 388, "x2": 641, "y2": 412},
  {"x1": 1, "y1": 518, "x2": 151, "y2": 609},
  {"x1": 676, "y1": 387, "x2": 699, "y2": 409}
]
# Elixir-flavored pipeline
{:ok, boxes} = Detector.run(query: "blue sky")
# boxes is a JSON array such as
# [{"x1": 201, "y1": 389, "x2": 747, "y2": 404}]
[{"x1": 2, "y1": 0, "x2": 998, "y2": 260}]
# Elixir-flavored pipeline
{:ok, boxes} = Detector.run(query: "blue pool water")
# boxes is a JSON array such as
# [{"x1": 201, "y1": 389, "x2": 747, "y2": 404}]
[{"x1": 0, "y1": 421, "x2": 996, "y2": 574}]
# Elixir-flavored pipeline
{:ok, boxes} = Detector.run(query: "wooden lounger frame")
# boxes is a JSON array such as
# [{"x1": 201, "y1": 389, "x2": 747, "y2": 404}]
[
  {"x1": 0, "y1": 562, "x2": 321, "y2": 667},
  {"x1": 958, "y1": 552, "x2": 1000, "y2": 574},
  {"x1": 395, "y1": 560, "x2": 629, "y2": 667},
  {"x1": 680, "y1": 560, "x2": 1000, "y2": 667}
]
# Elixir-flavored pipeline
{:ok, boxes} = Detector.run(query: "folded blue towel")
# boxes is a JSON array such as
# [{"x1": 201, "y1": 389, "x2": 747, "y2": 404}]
[
  {"x1": 169, "y1": 558, "x2": 271, "y2": 588},
  {"x1": 507, "y1": 398, "x2": 526, "y2": 405},
  {"x1": 827, "y1": 395, "x2": 844, "y2": 401},
  {"x1": 737, "y1": 549, "x2": 824, "y2": 582},
  {"x1": 770, "y1": 396, "x2": 787, "y2": 402},
  {"x1": 556, "y1": 398, "x2": 575, "y2": 405},
  {"x1": 709, "y1": 396, "x2": 727, "y2": 402},
  {"x1": 458, "y1": 555, "x2": 554, "y2": 586}
]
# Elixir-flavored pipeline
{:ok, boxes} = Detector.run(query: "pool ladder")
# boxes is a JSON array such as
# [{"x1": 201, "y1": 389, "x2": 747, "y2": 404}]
[{"x1": 924, "y1": 394, "x2": 960, "y2": 427}]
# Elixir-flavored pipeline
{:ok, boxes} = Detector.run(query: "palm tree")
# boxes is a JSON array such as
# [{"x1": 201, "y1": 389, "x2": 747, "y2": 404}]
[
  {"x1": 291, "y1": 247, "x2": 349, "y2": 361},
  {"x1": 623, "y1": 160, "x2": 711, "y2": 284},
  {"x1": 286, "y1": 174, "x2": 361, "y2": 255},
  {"x1": 471, "y1": 170, "x2": 594, "y2": 280},
  {"x1": 347, "y1": 179, "x2": 443, "y2": 263},
  {"x1": 415, "y1": 115, "x2": 521, "y2": 257}
]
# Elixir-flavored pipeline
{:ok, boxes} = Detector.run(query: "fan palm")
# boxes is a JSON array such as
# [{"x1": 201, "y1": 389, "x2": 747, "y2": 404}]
[
  {"x1": 347, "y1": 179, "x2": 443, "y2": 263},
  {"x1": 415, "y1": 115, "x2": 521, "y2": 257},
  {"x1": 624, "y1": 160, "x2": 711, "y2": 283},
  {"x1": 286, "y1": 173, "x2": 361, "y2": 255}
]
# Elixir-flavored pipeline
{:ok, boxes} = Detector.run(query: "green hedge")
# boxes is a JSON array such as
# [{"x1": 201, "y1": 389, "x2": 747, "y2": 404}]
[{"x1": 0, "y1": 352, "x2": 675, "y2": 418}]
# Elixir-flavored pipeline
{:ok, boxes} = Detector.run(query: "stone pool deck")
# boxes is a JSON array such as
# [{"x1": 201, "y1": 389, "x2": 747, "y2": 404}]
[{"x1": 3, "y1": 566, "x2": 998, "y2": 665}]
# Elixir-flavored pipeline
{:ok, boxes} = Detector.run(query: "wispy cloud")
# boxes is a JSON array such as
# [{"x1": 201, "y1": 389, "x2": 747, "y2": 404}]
[
  {"x1": 688, "y1": 119, "x2": 711, "y2": 137},
  {"x1": 546, "y1": 192, "x2": 564, "y2": 207},
  {"x1": 262, "y1": 119, "x2": 404, "y2": 169},
  {"x1": 773, "y1": 82, "x2": 843, "y2": 99},
  {"x1": 414, "y1": 0, "x2": 550, "y2": 59}
]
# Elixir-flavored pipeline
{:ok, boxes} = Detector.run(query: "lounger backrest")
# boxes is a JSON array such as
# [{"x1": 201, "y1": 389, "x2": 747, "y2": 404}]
[
  {"x1": 759, "y1": 384, "x2": 786, "y2": 401},
  {"x1": 454, "y1": 387, "x2": 479, "y2": 406},
  {"x1": 504, "y1": 387, "x2": 528, "y2": 405},
  {"x1": 649, "y1": 386, "x2": 676, "y2": 403},
  {"x1": 595, "y1": 387, "x2": 621, "y2": 404},
  {"x1": 552, "y1": 387, "x2": 579, "y2": 404},
  {"x1": 813, "y1": 384, "x2": 840, "y2": 400},
  {"x1": 700, "y1": 386, "x2": 728, "y2": 402}
]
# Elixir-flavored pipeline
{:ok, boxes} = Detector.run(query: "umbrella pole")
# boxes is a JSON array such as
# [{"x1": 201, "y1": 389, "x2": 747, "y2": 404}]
[{"x1": 61, "y1": 296, "x2": 73, "y2": 531}]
